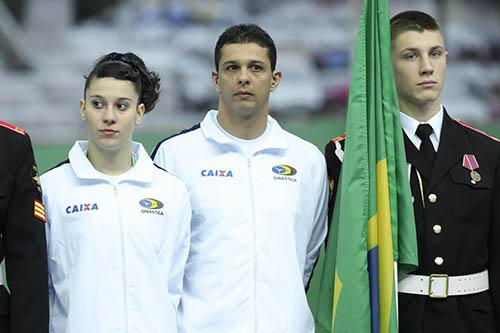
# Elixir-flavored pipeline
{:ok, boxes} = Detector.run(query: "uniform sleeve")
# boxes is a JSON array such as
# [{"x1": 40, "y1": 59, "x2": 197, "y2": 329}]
[
  {"x1": 40, "y1": 176, "x2": 55, "y2": 322},
  {"x1": 152, "y1": 142, "x2": 174, "y2": 172},
  {"x1": 325, "y1": 140, "x2": 343, "y2": 228},
  {"x1": 489, "y1": 152, "x2": 500, "y2": 327},
  {"x1": 168, "y1": 187, "x2": 191, "y2": 312},
  {"x1": 303, "y1": 152, "x2": 328, "y2": 285},
  {"x1": 152, "y1": 142, "x2": 166, "y2": 166},
  {"x1": 3, "y1": 134, "x2": 48, "y2": 333}
]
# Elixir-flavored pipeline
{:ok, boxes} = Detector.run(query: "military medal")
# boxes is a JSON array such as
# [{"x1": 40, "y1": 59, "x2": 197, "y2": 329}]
[
  {"x1": 462, "y1": 154, "x2": 480, "y2": 184},
  {"x1": 470, "y1": 170, "x2": 481, "y2": 183}
]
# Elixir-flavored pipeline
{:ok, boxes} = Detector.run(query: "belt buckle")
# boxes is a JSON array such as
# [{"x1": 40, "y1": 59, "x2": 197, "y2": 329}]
[{"x1": 428, "y1": 274, "x2": 449, "y2": 298}]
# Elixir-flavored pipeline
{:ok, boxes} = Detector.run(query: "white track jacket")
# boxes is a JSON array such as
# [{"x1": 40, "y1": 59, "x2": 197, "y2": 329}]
[
  {"x1": 152, "y1": 110, "x2": 328, "y2": 333},
  {"x1": 41, "y1": 141, "x2": 191, "y2": 333}
]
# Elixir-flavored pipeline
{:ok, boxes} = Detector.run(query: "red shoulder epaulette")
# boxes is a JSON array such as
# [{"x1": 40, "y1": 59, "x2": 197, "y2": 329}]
[
  {"x1": 329, "y1": 133, "x2": 346, "y2": 142},
  {"x1": 0, "y1": 120, "x2": 25, "y2": 135},
  {"x1": 454, "y1": 119, "x2": 500, "y2": 143}
]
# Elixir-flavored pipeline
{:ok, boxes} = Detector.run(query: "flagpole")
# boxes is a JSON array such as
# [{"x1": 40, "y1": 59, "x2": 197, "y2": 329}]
[{"x1": 394, "y1": 261, "x2": 399, "y2": 329}]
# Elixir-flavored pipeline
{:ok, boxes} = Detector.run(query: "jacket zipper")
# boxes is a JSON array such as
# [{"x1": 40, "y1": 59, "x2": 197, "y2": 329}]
[
  {"x1": 247, "y1": 158, "x2": 258, "y2": 333},
  {"x1": 113, "y1": 185, "x2": 129, "y2": 332}
]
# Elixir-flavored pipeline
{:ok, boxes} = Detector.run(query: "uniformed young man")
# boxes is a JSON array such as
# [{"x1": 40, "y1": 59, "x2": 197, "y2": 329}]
[
  {"x1": 152, "y1": 24, "x2": 328, "y2": 332},
  {"x1": 0, "y1": 121, "x2": 48, "y2": 332},
  {"x1": 326, "y1": 10, "x2": 499, "y2": 333}
]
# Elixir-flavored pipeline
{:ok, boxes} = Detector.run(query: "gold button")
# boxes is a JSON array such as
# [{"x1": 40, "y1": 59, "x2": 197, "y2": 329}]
[
  {"x1": 433, "y1": 224, "x2": 442, "y2": 234},
  {"x1": 428, "y1": 193, "x2": 437, "y2": 203},
  {"x1": 434, "y1": 256, "x2": 444, "y2": 266}
]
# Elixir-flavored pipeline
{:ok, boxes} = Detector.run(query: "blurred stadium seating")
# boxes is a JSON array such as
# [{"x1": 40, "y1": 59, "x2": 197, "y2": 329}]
[{"x1": 0, "y1": 0, "x2": 498, "y2": 170}]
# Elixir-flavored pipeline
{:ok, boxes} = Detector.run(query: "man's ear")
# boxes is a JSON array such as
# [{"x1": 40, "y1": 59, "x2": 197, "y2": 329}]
[
  {"x1": 211, "y1": 70, "x2": 221, "y2": 92},
  {"x1": 270, "y1": 70, "x2": 282, "y2": 92}
]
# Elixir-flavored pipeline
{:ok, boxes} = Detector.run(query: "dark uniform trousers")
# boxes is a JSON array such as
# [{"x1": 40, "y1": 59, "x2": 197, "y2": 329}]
[
  {"x1": 0, "y1": 123, "x2": 48, "y2": 333},
  {"x1": 325, "y1": 111, "x2": 500, "y2": 333}
]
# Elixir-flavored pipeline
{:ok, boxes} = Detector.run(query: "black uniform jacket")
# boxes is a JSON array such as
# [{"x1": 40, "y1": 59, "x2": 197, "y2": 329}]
[
  {"x1": 0, "y1": 122, "x2": 48, "y2": 333},
  {"x1": 325, "y1": 111, "x2": 500, "y2": 333}
]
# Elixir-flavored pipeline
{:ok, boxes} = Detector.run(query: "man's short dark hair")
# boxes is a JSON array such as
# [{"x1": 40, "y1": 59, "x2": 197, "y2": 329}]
[
  {"x1": 390, "y1": 11, "x2": 441, "y2": 43},
  {"x1": 214, "y1": 24, "x2": 277, "y2": 71}
]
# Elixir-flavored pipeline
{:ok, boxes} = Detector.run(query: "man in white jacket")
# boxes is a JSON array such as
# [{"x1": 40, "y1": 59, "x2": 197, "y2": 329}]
[{"x1": 152, "y1": 24, "x2": 328, "y2": 332}]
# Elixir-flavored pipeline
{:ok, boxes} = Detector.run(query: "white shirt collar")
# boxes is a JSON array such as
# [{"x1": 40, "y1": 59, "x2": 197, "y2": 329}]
[{"x1": 400, "y1": 105, "x2": 444, "y2": 151}]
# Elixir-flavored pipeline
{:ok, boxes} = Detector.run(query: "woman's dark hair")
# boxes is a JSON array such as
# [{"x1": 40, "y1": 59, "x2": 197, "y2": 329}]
[{"x1": 84, "y1": 52, "x2": 161, "y2": 113}]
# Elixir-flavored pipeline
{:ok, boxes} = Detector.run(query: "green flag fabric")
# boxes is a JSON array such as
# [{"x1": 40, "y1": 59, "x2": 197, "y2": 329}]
[{"x1": 307, "y1": 0, "x2": 418, "y2": 332}]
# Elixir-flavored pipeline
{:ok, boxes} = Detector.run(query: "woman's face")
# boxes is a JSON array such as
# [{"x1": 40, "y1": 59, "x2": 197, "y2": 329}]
[{"x1": 80, "y1": 77, "x2": 144, "y2": 153}]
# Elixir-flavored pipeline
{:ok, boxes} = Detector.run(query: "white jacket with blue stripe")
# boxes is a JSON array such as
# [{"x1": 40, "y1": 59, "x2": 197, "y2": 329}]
[
  {"x1": 41, "y1": 141, "x2": 191, "y2": 333},
  {"x1": 152, "y1": 110, "x2": 328, "y2": 333}
]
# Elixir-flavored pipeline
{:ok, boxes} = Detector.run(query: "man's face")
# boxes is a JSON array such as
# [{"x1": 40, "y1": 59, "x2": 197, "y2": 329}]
[
  {"x1": 392, "y1": 29, "x2": 447, "y2": 112},
  {"x1": 212, "y1": 42, "x2": 281, "y2": 118}
]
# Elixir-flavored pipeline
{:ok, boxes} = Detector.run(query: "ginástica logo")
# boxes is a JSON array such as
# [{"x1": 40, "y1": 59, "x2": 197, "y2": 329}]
[
  {"x1": 272, "y1": 164, "x2": 298, "y2": 182},
  {"x1": 139, "y1": 198, "x2": 164, "y2": 215}
]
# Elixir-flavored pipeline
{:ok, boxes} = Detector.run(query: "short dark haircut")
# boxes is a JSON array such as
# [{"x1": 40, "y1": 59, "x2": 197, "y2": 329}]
[
  {"x1": 390, "y1": 11, "x2": 441, "y2": 44},
  {"x1": 214, "y1": 24, "x2": 277, "y2": 71},
  {"x1": 84, "y1": 52, "x2": 161, "y2": 113}
]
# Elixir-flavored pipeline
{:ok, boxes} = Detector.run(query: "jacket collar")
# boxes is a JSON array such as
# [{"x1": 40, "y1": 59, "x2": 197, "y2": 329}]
[
  {"x1": 69, "y1": 141, "x2": 155, "y2": 183},
  {"x1": 404, "y1": 109, "x2": 467, "y2": 191},
  {"x1": 426, "y1": 109, "x2": 467, "y2": 191},
  {"x1": 200, "y1": 110, "x2": 288, "y2": 152}
]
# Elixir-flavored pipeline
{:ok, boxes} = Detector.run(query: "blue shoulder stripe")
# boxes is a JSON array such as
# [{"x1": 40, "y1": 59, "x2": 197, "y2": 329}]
[
  {"x1": 153, "y1": 163, "x2": 168, "y2": 173},
  {"x1": 43, "y1": 159, "x2": 70, "y2": 175},
  {"x1": 151, "y1": 123, "x2": 201, "y2": 159}
]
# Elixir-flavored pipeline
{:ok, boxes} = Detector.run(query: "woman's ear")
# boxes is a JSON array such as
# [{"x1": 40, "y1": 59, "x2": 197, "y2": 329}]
[
  {"x1": 79, "y1": 99, "x2": 86, "y2": 120},
  {"x1": 135, "y1": 103, "x2": 145, "y2": 125}
]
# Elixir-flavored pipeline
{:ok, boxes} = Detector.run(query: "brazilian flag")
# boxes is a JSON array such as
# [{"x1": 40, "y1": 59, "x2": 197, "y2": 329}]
[{"x1": 307, "y1": 0, "x2": 418, "y2": 332}]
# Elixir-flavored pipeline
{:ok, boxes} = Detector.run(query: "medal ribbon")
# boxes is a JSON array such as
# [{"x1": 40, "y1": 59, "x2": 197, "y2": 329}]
[{"x1": 462, "y1": 154, "x2": 479, "y2": 171}]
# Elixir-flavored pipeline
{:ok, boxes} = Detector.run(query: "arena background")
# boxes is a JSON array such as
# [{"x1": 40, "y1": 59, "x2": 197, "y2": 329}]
[
  {"x1": 33, "y1": 115, "x2": 346, "y2": 171},
  {"x1": 32, "y1": 118, "x2": 500, "y2": 173},
  {"x1": 0, "y1": 0, "x2": 499, "y2": 172}
]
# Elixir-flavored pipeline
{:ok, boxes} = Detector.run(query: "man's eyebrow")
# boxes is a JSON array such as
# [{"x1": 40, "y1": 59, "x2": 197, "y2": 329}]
[
  {"x1": 398, "y1": 47, "x2": 419, "y2": 55},
  {"x1": 400, "y1": 45, "x2": 444, "y2": 52}
]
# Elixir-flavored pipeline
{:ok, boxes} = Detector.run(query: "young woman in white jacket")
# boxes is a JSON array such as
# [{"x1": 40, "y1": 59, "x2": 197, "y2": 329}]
[{"x1": 40, "y1": 52, "x2": 191, "y2": 333}]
